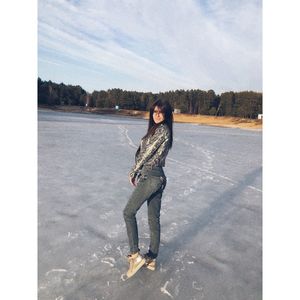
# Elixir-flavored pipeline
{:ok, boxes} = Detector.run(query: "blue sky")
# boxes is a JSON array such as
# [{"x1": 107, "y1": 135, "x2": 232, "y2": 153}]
[{"x1": 38, "y1": 0, "x2": 262, "y2": 94}]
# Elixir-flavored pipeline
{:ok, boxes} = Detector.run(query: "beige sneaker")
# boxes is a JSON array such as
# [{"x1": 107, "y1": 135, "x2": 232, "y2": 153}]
[
  {"x1": 144, "y1": 254, "x2": 156, "y2": 271},
  {"x1": 126, "y1": 252, "x2": 146, "y2": 278}
]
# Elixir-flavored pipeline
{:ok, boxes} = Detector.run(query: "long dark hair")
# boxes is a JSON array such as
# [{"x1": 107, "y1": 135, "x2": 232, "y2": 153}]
[{"x1": 143, "y1": 99, "x2": 173, "y2": 148}]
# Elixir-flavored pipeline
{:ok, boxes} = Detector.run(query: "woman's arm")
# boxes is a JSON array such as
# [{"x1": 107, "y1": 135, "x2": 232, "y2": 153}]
[{"x1": 129, "y1": 125, "x2": 170, "y2": 179}]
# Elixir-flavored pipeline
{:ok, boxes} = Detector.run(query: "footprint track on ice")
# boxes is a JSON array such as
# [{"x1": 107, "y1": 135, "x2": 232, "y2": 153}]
[
  {"x1": 175, "y1": 138, "x2": 215, "y2": 170},
  {"x1": 169, "y1": 157, "x2": 262, "y2": 193},
  {"x1": 118, "y1": 125, "x2": 138, "y2": 149}
]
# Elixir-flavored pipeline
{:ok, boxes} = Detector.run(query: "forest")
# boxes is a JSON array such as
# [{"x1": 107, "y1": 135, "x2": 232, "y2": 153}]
[{"x1": 38, "y1": 78, "x2": 262, "y2": 119}]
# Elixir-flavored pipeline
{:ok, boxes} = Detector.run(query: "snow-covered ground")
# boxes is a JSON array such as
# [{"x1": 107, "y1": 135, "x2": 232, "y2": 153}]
[{"x1": 38, "y1": 110, "x2": 262, "y2": 300}]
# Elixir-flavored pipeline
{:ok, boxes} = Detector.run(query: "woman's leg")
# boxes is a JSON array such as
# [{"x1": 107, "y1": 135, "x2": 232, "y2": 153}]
[
  {"x1": 123, "y1": 176, "x2": 163, "y2": 254},
  {"x1": 147, "y1": 190, "x2": 163, "y2": 258}
]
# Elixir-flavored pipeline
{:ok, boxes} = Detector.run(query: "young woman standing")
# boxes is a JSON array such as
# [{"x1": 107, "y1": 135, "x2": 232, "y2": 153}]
[{"x1": 123, "y1": 99, "x2": 173, "y2": 278}]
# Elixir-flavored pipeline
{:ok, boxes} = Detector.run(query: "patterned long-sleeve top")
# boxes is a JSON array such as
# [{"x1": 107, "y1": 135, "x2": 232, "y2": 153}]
[{"x1": 129, "y1": 123, "x2": 171, "y2": 179}]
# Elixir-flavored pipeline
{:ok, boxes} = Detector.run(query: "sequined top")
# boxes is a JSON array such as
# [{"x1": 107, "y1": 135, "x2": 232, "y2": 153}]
[{"x1": 129, "y1": 123, "x2": 171, "y2": 178}]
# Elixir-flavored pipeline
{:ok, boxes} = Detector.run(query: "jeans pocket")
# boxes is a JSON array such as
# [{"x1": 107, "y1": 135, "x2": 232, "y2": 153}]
[
  {"x1": 142, "y1": 174, "x2": 148, "y2": 180},
  {"x1": 137, "y1": 173, "x2": 148, "y2": 183}
]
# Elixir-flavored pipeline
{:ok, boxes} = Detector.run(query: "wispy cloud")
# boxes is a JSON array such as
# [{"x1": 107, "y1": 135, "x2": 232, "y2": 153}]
[{"x1": 38, "y1": 0, "x2": 262, "y2": 93}]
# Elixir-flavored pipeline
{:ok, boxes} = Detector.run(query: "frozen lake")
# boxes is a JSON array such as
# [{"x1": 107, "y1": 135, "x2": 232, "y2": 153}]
[{"x1": 38, "y1": 109, "x2": 262, "y2": 300}]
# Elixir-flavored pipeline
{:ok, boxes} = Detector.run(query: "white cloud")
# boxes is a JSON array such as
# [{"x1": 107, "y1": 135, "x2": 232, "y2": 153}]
[{"x1": 38, "y1": 0, "x2": 262, "y2": 93}]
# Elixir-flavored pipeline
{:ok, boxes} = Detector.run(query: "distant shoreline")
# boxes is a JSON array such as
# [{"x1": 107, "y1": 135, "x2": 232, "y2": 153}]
[{"x1": 38, "y1": 105, "x2": 262, "y2": 130}]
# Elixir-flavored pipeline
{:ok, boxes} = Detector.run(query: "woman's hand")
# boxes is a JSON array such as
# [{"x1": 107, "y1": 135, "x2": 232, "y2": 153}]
[{"x1": 129, "y1": 175, "x2": 137, "y2": 187}]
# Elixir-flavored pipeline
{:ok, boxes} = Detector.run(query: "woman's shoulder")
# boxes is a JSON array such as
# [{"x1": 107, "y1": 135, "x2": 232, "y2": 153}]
[{"x1": 156, "y1": 123, "x2": 170, "y2": 137}]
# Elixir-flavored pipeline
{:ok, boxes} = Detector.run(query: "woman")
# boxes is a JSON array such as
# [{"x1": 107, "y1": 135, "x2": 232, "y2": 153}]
[{"x1": 123, "y1": 99, "x2": 173, "y2": 278}]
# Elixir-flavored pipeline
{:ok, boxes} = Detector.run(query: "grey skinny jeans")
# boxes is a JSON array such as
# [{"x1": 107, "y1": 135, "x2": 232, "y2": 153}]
[{"x1": 123, "y1": 166, "x2": 167, "y2": 258}]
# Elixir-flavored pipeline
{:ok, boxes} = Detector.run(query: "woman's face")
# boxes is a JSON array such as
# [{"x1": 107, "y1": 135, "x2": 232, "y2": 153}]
[{"x1": 153, "y1": 106, "x2": 165, "y2": 124}]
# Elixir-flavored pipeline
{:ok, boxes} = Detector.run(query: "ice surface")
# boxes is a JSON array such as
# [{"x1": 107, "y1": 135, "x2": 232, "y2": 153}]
[{"x1": 38, "y1": 110, "x2": 262, "y2": 300}]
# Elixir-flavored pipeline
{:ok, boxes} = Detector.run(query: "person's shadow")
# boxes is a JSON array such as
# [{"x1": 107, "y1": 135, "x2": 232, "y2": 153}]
[{"x1": 161, "y1": 166, "x2": 262, "y2": 266}]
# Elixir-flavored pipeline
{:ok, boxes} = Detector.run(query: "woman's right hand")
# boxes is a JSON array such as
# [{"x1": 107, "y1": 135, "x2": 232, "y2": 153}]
[{"x1": 129, "y1": 175, "x2": 137, "y2": 187}]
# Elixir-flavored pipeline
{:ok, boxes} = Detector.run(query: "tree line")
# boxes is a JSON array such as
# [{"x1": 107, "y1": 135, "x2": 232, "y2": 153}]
[{"x1": 38, "y1": 78, "x2": 262, "y2": 119}]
